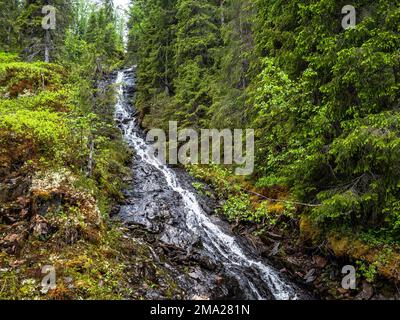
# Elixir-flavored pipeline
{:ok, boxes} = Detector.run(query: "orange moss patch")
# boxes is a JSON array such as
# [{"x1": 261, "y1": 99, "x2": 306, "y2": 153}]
[
  {"x1": 267, "y1": 202, "x2": 285, "y2": 215},
  {"x1": 299, "y1": 218, "x2": 400, "y2": 282},
  {"x1": 0, "y1": 130, "x2": 38, "y2": 160},
  {"x1": 8, "y1": 79, "x2": 34, "y2": 97},
  {"x1": 299, "y1": 216, "x2": 322, "y2": 242},
  {"x1": 243, "y1": 180, "x2": 290, "y2": 212},
  {"x1": 47, "y1": 283, "x2": 74, "y2": 300},
  {"x1": 327, "y1": 233, "x2": 400, "y2": 282}
]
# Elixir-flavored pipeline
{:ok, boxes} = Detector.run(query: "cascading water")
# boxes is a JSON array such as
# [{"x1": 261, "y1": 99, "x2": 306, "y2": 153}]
[{"x1": 114, "y1": 69, "x2": 308, "y2": 300}]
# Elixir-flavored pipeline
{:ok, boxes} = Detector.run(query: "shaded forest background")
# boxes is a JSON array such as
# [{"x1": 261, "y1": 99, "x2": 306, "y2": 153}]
[{"x1": 127, "y1": 0, "x2": 400, "y2": 244}]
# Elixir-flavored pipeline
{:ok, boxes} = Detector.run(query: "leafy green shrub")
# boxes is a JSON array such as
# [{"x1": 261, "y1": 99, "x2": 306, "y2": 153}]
[
  {"x1": 0, "y1": 62, "x2": 64, "y2": 97},
  {"x1": 356, "y1": 260, "x2": 378, "y2": 283},
  {"x1": 0, "y1": 52, "x2": 19, "y2": 63},
  {"x1": 0, "y1": 88, "x2": 74, "y2": 112},
  {"x1": 187, "y1": 164, "x2": 241, "y2": 197},
  {"x1": 0, "y1": 109, "x2": 69, "y2": 159},
  {"x1": 220, "y1": 193, "x2": 254, "y2": 222}
]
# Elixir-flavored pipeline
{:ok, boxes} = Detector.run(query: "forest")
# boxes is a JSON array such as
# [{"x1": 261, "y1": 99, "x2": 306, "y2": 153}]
[{"x1": 0, "y1": 0, "x2": 400, "y2": 301}]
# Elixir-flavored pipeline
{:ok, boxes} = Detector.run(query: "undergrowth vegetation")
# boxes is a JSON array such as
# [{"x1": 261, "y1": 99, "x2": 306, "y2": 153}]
[
  {"x1": 0, "y1": 51, "x2": 133, "y2": 299},
  {"x1": 129, "y1": 0, "x2": 400, "y2": 285},
  {"x1": 187, "y1": 164, "x2": 295, "y2": 226}
]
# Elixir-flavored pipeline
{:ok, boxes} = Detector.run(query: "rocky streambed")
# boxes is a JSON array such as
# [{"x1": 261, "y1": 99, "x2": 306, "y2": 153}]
[{"x1": 113, "y1": 69, "x2": 311, "y2": 300}]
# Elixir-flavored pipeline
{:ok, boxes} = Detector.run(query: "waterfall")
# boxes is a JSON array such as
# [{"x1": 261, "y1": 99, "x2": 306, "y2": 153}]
[{"x1": 114, "y1": 70, "x2": 305, "y2": 300}]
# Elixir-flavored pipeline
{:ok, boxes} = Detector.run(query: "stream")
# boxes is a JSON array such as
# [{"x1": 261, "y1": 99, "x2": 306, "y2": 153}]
[{"x1": 114, "y1": 69, "x2": 310, "y2": 300}]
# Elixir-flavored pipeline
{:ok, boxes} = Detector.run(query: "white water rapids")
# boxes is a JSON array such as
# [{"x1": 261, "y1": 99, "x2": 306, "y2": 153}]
[{"x1": 114, "y1": 70, "x2": 303, "y2": 300}]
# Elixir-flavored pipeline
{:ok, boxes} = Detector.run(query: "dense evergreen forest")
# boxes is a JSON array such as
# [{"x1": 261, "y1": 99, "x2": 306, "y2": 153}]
[
  {"x1": 0, "y1": 0, "x2": 400, "y2": 300},
  {"x1": 127, "y1": 0, "x2": 400, "y2": 294},
  {"x1": 129, "y1": 0, "x2": 400, "y2": 240}
]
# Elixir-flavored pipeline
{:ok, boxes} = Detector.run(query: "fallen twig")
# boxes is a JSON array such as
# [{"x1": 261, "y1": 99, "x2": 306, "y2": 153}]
[{"x1": 242, "y1": 189, "x2": 322, "y2": 208}]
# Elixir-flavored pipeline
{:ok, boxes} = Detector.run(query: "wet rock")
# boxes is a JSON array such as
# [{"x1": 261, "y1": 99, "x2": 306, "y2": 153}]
[
  {"x1": 3, "y1": 233, "x2": 19, "y2": 243},
  {"x1": 110, "y1": 205, "x2": 120, "y2": 216},
  {"x1": 260, "y1": 235, "x2": 275, "y2": 246},
  {"x1": 287, "y1": 256, "x2": 302, "y2": 267},
  {"x1": 0, "y1": 207, "x2": 19, "y2": 224},
  {"x1": 0, "y1": 176, "x2": 31, "y2": 203},
  {"x1": 201, "y1": 203, "x2": 214, "y2": 215},
  {"x1": 191, "y1": 295, "x2": 210, "y2": 300},
  {"x1": 355, "y1": 281, "x2": 374, "y2": 300},
  {"x1": 295, "y1": 271, "x2": 304, "y2": 278},
  {"x1": 188, "y1": 269, "x2": 203, "y2": 280},
  {"x1": 10, "y1": 259, "x2": 27, "y2": 268},
  {"x1": 197, "y1": 255, "x2": 218, "y2": 271},
  {"x1": 145, "y1": 290, "x2": 164, "y2": 300},
  {"x1": 1, "y1": 224, "x2": 28, "y2": 254},
  {"x1": 33, "y1": 192, "x2": 62, "y2": 216},
  {"x1": 215, "y1": 275, "x2": 224, "y2": 286},
  {"x1": 313, "y1": 255, "x2": 328, "y2": 269},
  {"x1": 337, "y1": 287, "x2": 349, "y2": 295},
  {"x1": 270, "y1": 242, "x2": 280, "y2": 256},
  {"x1": 30, "y1": 215, "x2": 51, "y2": 238},
  {"x1": 304, "y1": 269, "x2": 317, "y2": 283},
  {"x1": 160, "y1": 225, "x2": 198, "y2": 248}
]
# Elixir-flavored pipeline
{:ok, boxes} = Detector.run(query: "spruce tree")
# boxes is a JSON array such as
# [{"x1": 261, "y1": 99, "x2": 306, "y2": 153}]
[
  {"x1": 18, "y1": 0, "x2": 72, "y2": 61},
  {"x1": 173, "y1": 0, "x2": 220, "y2": 127},
  {"x1": 0, "y1": 0, "x2": 22, "y2": 52},
  {"x1": 209, "y1": 0, "x2": 255, "y2": 128},
  {"x1": 127, "y1": 0, "x2": 177, "y2": 128}
]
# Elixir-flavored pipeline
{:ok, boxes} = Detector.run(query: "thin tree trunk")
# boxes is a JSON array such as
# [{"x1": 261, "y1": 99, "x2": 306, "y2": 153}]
[
  {"x1": 44, "y1": 30, "x2": 50, "y2": 62},
  {"x1": 165, "y1": 42, "x2": 169, "y2": 95},
  {"x1": 7, "y1": 26, "x2": 11, "y2": 45},
  {"x1": 87, "y1": 137, "x2": 94, "y2": 176},
  {"x1": 220, "y1": 0, "x2": 225, "y2": 25}
]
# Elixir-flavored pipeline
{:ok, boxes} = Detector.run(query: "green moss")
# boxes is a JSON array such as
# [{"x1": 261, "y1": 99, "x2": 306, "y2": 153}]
[
  {"x1": 0, "y1": 52, "x2": 19, "y2": 64},
  {"x1": 1, "y1": 222, "x2": 134, "y2": 300},
  {"x1": 0, "y1": 62, "x2": 64, "y2": 97},
  {"x1": 0, "y1": 54, "x2": 142, "y2": 300}
]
